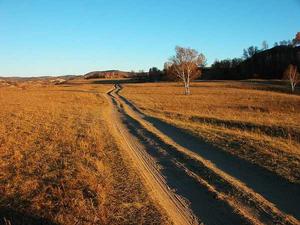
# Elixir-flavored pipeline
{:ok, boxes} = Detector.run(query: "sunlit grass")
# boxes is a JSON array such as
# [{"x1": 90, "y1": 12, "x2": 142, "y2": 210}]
[
  {"x1": 122, "y1": 81, "x2": 300, "y2": 183},
  {"x1": 0, "y1": 83, "x2": 167, "y2": 225}
]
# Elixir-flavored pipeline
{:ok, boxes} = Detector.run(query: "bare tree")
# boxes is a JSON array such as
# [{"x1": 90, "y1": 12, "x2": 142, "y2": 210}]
[
  {"x1": 284, "y1": 64, "x2": 299, "y2": 92},
  {"x1": 243, "y1": 46, "x2": 259, "y2": 59},
  {"x1": 293, "y1": 32, "x2": 300, "y2": 46},
  {"x1": 262, "y1": 41, "x2": 268, "y2": 50},
  {"x1": 167, "y1": 46, "x2": 206, "y2": 95}
]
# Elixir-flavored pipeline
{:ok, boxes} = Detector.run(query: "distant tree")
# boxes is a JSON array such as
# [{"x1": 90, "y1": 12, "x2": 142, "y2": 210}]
[
  {"x1": 211, "y1": 58, "x2": 243, "y2": 69},
  {"x1": 273, "y1": 39, "x2": 294, "y2": 47},
  {"x1": 129, "y1": 70, "x2": 136, "y2": 77},
  {"x1": 262, "y1": 41, "x2": 269, "y2": 50},
  {"x1": 243, "y1": 49, "x2": 249, "y2": 59},
  {"x1": 149, "y1": 67, "x2": 159, "y2": 74},
  {"x1": 211, "y1": 58, "x2": 243, "y2": 70},
  {"x1": 211, "y1": 59, "x2": 231, "y2": 69},
  {"x1": 167, "y1": 46, "x2": 206, "y2": 95},
  {"x1": 284, "y1": 64, "x2": 299, "y2": 92},
  {"x1": 210, "y1": 58, "x2": 243, "y2": 79},
  {"x1": 148, "y1": 67, "x2": 163, "y2": 82},
  {"x1": 243, "y1": 46, "x2": 259, "y2": 59},
  {"x1": 163, "y1": 62, "x2": 171, "y2": 76},
  {"x1": 287, "y1": 40, "x2": 293, "y2": 46},
  {"x1": 293, "y1": 32, "x2": 300, "y2": 46},
  {"x1": 279, "y1": 40, "x2": 294, "y2": 46},
  {"x1": 279, "y1": 40, "x2": 288, "y2": 46},
  {"x1": 248, "y1": 46, "x2": 260, "y2": 56},
  {"x1": 231, "y1": 58, "x2": 243, "y2": 67},
  {"x1": 199, "y1": 53, "x2": 207, "y2": 67}
]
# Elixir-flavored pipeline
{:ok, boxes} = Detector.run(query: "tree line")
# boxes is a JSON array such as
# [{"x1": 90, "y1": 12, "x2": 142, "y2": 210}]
[
  {"x1": 146, "y1": 32, "x2": 300, "y2": 94},
  {"x1": 209, "y1": 32, "x2": 300, "y2": 79}
]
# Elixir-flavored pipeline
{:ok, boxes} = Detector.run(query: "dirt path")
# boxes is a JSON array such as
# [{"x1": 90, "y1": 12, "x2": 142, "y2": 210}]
[
  {"x1": 105, "y1": 84, "x2": 300, "y2": 225},
  {"x1": 116, "y1": 87, "x2": 300, "y2": 219},
  {"x1": 104, "y1": 87, "x2": 198, "y2": 225}
]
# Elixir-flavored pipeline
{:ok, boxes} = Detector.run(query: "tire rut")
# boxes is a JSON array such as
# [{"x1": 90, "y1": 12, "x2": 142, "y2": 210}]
[{"x1": 112, "y1": 84, "x2": 300, "y2": 225}]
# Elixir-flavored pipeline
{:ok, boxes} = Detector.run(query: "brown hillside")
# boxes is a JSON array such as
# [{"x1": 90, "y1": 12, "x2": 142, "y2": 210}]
[{"x1": 84, "y1": 70, "x2": 133, "y2": 79}]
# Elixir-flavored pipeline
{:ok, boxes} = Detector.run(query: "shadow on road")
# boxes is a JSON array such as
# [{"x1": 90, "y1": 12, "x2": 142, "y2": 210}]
[{"x1": 116, "y1": 84, "x2": 300, "y2": 220}]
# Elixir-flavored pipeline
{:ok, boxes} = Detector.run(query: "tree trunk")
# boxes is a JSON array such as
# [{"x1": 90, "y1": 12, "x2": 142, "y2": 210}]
[
  {"x1": 184, "y1": 82, "x2": 190, "y2": 95},
  {"x1": 291, "y1": 82, "x2": 295, "y2": 92},
  {"x1": 186, "y1": 83, "x2": 190, "y2": 95}
]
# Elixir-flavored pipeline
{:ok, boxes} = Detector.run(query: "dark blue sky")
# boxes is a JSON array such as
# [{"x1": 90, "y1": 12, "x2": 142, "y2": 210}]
[{"x1": 0, "y1": 0, "x2": 299, "y2": 76}]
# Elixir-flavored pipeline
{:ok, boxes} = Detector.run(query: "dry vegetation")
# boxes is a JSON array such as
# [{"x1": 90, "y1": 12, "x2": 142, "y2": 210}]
[
  {"x1": 121, "y1": 81, "x2": 300, "y2": 183},
  {"x1": 0, "y1": 82, "x2": 168, "y2": 225}
]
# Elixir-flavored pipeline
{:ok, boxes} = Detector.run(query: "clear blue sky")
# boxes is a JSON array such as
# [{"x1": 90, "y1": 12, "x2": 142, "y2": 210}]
[{"x1": 0, "y1": 0, "x2": 299, "y2": 76}]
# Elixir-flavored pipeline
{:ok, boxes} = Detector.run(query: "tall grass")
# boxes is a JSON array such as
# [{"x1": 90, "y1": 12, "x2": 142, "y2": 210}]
[{"x1": 0, "y1": 84, "x2": 167, "y2": 225}]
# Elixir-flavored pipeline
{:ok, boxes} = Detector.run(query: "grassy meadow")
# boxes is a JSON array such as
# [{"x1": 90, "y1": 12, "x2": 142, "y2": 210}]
[
  {"x1": 121, "y1": 81, "x2": 300, "y2": 183},
  {"x1": 0, "y1": 82, "x2": 168, "y2": 225}
]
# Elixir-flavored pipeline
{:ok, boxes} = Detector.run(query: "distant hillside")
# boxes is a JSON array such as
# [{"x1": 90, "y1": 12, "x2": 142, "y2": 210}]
[
  {"x1": 0, "y1": 75, "x2": 79, "y2": 82},
  {"x1": 0, "y1": 75, "x2": 80, "y2": 87},
  {"x1": 239, "y1": 46, "x2": 300, "y2": 79},
  {"x1": 84, "y1": 70, "x2": 133, "y2": 79},
  {"x1": 203, "y1": 46, "x2": 300, "y2": 80}
]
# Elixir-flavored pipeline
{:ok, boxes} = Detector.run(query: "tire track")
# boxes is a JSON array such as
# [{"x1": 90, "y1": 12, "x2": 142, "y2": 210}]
[
  {"x1": 105, "y1": 85, "x2": 255, "y2": 225},
  {"x1": 111, "y1": 84, "x2": 300, "y2": 225},
  {"x1": 104, "y1": 87, "x2": 199, "y2": 225}
]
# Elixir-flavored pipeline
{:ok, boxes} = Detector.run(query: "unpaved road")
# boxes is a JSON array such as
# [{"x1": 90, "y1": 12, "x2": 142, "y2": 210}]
[{"x1": 105, "y1": 84, "x2": 300, "y2": 225}]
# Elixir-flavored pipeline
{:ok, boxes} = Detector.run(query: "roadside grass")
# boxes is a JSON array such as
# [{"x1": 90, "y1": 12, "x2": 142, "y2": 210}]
[
  {"x1": 121, "y1": 81, "x2": 300, "y2": 183},
  {"x1": 0, "y1": 83, "x2": 168, "y2": 225}
]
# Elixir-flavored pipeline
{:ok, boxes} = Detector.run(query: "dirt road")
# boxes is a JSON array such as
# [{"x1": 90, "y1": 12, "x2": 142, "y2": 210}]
[{"x1": 105, "y1": 84, "x2": 300, "y2": 225}]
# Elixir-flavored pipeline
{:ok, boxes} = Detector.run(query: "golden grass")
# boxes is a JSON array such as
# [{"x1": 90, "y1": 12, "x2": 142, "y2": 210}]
[
  {"x1": 122, "y1": 81, "x2": 300, "y2": 183},
  {"x1": 0, "y1": 83, "x2": 168, "y2": 225}
]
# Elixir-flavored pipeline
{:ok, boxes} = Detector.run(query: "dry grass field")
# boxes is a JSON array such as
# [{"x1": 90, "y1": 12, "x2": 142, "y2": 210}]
[
  {"x1": 1, "y1": 79, "x2": 299, "y2": 225},
  {"x1": 0, "y1": 82, "x2": 168, "y2": 225},
  {"x1": 121, "y1": 81, "x2": 300, "y2": 184}
]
